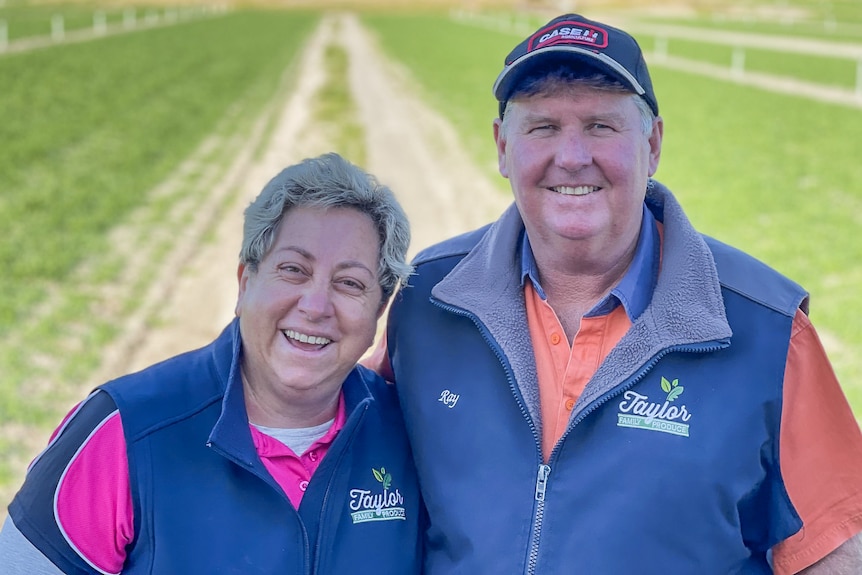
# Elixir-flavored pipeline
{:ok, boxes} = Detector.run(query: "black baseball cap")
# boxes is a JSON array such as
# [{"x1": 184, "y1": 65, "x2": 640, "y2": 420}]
[{"x1": 492, "y1": 14, "x2": 658, "y2": 118}]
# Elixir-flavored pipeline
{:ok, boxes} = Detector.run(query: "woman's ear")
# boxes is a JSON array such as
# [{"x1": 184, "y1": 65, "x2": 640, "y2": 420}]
[{"x1": 235, "y1": 263, "x2": 249, "y2": 317}]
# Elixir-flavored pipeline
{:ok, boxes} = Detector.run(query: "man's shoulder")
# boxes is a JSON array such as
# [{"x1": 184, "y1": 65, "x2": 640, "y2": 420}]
[
  {"x1": 412, "y1": 224, "x2": 493, "y2": 267},
  {"x1": 704, "y1": 235, "x2": 808, "y2": 316}
]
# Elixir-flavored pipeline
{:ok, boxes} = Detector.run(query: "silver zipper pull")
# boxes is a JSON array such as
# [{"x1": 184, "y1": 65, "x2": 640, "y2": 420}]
[{"x1": 535, "y1": 464, "x2": 551, "y2": 501}]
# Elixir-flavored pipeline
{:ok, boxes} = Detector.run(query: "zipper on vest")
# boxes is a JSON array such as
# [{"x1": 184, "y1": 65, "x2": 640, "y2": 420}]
[
  {"x1": 312, "y1": 402, "x2": 368, "y2": 574},
  {"x1": 534, "y1": 464, "x2": 550, "y2": 501},
  {"x1": 526, "y1": 464, "x2": 551, "y2": 575},
  {"x1": 432, "y1": 299, "x2": 554, "y2": 574}
]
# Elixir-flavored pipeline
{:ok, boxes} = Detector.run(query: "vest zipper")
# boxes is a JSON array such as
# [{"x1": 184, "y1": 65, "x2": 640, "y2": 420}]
[
  {"x1": 526, "y1": 464, "x2": 551, "y2": 575},
  {"x1": 312, "y1": 402, "x2": 368, "y2": 574},
  {"x1": 431, "y1": 299, "x2": 548, "y2": 575},
  {"x1": 206, "y1": 440, "x2": 312, "y2": 573}
]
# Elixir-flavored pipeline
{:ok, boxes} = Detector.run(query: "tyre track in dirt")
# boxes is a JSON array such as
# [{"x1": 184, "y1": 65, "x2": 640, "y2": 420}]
[
  {"x1": 111, "y1": 12, "x2": 510, "y2": 378},
  {"x1": 341, "y1": 13, "x2": 509, "y2": 249}
]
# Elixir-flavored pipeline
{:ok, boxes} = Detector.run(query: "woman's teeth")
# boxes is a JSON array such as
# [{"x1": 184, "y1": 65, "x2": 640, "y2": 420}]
[{"x1": 283, "y1": 330, "x2": 331, "y2": 345}]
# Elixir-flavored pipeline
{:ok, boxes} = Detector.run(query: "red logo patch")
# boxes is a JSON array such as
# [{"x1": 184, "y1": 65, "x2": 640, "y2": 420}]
[{"x1": 527, "y1": 20, "x2": 608, "y2": 52}]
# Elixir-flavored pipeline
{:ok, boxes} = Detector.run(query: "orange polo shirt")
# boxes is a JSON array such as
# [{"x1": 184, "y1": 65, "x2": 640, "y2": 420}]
[
  {"x1": 521, "y1": 204, "x2": 659, "y2": 461},
  {"x1": 526, "y1": 285, "x2": 632, "y2": 460}
]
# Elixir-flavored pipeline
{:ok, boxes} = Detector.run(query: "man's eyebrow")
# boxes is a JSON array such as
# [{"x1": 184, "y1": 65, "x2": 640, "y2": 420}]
[
  {"x1": 585, "y1": 111, "x2": 627, "y2": 124},
  {"x1": 520, "y1": 111, "x2": 557, "y2": 124}
]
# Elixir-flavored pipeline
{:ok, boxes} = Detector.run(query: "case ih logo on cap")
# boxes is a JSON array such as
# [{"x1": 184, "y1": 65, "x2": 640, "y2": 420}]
[{"x1": 528, "y1": 20, "x2": 608, "y2": 52}]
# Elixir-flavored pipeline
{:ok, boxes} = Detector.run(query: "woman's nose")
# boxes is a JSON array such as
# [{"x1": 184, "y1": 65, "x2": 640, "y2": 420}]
[{"x1": 296, "y1": 283, "x2": 334, "y2": 320}]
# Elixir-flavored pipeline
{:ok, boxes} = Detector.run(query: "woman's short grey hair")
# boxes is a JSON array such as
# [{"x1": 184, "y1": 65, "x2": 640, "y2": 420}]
[
  {"x1": 240, "y1": 153, "x2": 412, "y2": 301},
  {"x1": 501, "y1": 64, "x2": 656, "y2": 135}
]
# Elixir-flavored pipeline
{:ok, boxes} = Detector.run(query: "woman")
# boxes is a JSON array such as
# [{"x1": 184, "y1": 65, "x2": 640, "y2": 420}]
[{"x1": 0, "y1": 153, "x2": 422, "y2": 574}]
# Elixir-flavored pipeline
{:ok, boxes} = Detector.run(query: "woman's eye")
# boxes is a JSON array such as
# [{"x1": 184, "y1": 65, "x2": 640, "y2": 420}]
[
  {"x1": 337, "y1": 278, "x2": 366, "y2": 293},
  {"x1": 279, "y1": 264, "x2": 305, "y2": 275}
]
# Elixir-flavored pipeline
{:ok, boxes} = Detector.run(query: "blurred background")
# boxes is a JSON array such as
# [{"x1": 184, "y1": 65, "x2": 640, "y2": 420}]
[{"x1": 1, "y1": 0, "x2": 860, "y2": 517}]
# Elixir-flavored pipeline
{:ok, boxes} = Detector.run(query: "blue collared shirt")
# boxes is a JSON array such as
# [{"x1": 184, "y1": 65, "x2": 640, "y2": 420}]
[{"x1": 520, "y1": 203, "x2": 660, "y2": 321}]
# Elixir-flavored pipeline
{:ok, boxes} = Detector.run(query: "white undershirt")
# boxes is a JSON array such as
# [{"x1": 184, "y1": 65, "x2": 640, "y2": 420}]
[{"x1": 252, "y1": 418, "x2": 334, "y2": 456}]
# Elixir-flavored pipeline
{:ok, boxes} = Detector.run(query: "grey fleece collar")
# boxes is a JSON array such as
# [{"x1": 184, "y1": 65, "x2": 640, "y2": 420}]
[{"x1": 431, "y1": 181, "x2": 732, "y2": 429}]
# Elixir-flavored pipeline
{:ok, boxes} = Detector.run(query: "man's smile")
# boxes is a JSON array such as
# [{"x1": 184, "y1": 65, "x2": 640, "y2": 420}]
[{"x1": 551, "y1": 185, "x2": 600, "y2": 196}]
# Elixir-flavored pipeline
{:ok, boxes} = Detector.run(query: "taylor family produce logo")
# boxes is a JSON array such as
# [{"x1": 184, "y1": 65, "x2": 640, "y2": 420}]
[
  {"x1": 616, "y1": 377, "x2": 692, "y2": 437},
  {"x1": 349, "y1": 467, "x2": 406, "y2": 524}
]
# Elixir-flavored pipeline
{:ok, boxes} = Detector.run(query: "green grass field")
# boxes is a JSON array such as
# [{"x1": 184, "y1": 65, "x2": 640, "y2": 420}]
[
  {"x1": 0, "y1": 2, "x2": 183, "y2": 41},
  {"x1": 655, "y1": 68, "x2": 862, "y2": 409},
  {"x1": 641, "y1": 35, "x2": 861, "y2": 89},
  {"x1": 1, "y1": 10, "x2": 317, "y2": 336},
  {"x1": 361, "y1": 11, "x2": 862, "y2": 414},
  {"x1": 634, "y1": 0, "x2": 862, "y2": 39},
  {"x1": 0, "y1": 9, "x2": 319, "y2": 486}
]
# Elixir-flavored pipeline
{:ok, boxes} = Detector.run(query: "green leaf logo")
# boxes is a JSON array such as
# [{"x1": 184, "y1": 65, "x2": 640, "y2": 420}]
[
  {"x1": 372, "y1": 467, "x2": 392, "y2": 490},
  {"x1": 661, "y1": 377, "x2": 684, "y2": 402}
]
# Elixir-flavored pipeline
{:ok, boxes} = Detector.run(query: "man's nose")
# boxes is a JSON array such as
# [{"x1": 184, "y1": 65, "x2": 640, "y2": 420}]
[{"x1": 556, "y1": 130, "x2": 592, "y2": 170}]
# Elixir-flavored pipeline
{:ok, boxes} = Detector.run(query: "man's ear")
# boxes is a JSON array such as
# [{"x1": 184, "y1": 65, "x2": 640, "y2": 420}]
[
  {"x1": 648, "y1": 116, "x2": 664, "y2": 177},
  {"x1": 493, "y1": 117, "x2": 510, "y2": 179}
]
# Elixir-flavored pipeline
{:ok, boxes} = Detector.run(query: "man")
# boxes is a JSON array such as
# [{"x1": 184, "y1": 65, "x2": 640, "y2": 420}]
[{"x1": 377, "y1": 13, "x2": 862, "y2": 574}]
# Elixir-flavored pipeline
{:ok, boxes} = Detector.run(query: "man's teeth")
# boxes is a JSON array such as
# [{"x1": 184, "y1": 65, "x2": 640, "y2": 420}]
[
  {"x1": 284, "y1": 330, "x2": 331, "y2": 345},
  {"x1": 554, "y1": 186, "x2": 597, "y2": 196}
]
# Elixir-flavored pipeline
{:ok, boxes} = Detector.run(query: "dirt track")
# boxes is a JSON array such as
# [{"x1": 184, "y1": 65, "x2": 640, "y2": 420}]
[{"x1": 99, "y1": 12, "x2": 511, "y2": 379}]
